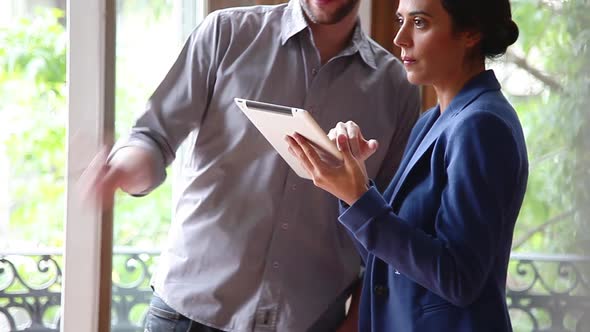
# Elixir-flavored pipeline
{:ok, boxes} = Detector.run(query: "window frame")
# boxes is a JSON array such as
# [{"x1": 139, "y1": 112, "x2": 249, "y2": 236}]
[{"x1": 61, "y1": 0, "x2": 115, "y2": 330}]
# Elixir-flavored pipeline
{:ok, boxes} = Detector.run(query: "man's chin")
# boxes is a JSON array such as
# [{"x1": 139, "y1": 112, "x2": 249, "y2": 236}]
[{"x1": 301, "y1": 0, "x2": 358, "y2": 25}]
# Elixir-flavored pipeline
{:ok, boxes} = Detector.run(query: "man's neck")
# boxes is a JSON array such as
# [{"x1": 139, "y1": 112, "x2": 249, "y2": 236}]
[{"x1": 308, "y1": 13, "x2": 358, "y2": 64}]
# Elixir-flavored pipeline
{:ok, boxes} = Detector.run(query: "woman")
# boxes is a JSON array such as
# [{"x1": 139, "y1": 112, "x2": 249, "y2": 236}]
[{"x1": 286, "y1": 0, "x2": 528, "y2": 331}]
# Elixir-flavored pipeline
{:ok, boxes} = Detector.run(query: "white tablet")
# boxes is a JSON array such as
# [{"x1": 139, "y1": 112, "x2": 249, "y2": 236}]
[{"x1": 234, "y1": 98, "x2": 341, "y2": 179}]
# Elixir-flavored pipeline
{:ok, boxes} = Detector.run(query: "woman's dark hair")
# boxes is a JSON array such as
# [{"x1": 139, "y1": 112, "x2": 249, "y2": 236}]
[{"x1": 441, "y1": 0, "x2": 519, "y2": 58}]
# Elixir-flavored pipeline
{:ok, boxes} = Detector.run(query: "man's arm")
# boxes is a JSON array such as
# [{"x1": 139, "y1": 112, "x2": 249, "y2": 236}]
[
  {"x1": 80, "y1": 11, "x2": 229, "y2": 202},
  {"x1": 110, "y1": 11, "x2": 226, "y2": 194}
]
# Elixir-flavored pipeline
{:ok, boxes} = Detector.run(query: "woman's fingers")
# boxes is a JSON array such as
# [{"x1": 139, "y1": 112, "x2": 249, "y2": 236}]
[
  {"x1": 366, "y1": 139, "x2": 379, "y2": 155},
  {"x1": 337, "y1": 133, "x2": 359, "y2": 164},
  {"x1": 286, "y1": 132, "x2": 369, "y2": 204},
  {"x1": 344, "y1": 121, "x2": 362, "y2": 157},
  {"x1": 287, "y1": 130, "x2": 364, "y2": 178},
  {"x1": 332, "y1": 121, "x2": 368, "y2": 158},
  {"x1": 291, "y1": 133, "x2": 326, "y2": 170},
  {"x1": 335, "y1": 122, "x2": 348, "y2": 152},
  {"x1": 285, "y1": 134, "x2": 315, "y2": 174},
  {"x1": 334, "y1": 121, "x2": 379, "y2": 160},
  {"x1": 328, "y1": 128, "x2": 337, "y2": 142}
]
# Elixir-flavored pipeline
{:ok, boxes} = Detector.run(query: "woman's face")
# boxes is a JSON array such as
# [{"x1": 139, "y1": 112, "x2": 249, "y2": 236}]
[{"x1": 394, "y1": 0, "x2": 475, "y2": 86}]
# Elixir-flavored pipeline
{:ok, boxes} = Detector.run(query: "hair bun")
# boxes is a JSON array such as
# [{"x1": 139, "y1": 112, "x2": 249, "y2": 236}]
[
  {"x1": 482, "y1": 19, "x2": 519, "y2": 58},
  {"x1": 506, "y1": 20, "x2": 520, "y2": 46}
]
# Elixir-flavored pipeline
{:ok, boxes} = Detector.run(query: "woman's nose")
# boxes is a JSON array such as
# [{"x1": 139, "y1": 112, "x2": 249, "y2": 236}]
[{"x1": 394, "y1": 24, "x2": 411, "y2": 48}]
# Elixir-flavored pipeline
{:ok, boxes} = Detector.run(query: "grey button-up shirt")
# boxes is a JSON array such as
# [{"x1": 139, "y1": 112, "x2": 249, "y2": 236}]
[{"x1": 114, "y1": 1, "x2": 419, "y2": 331}]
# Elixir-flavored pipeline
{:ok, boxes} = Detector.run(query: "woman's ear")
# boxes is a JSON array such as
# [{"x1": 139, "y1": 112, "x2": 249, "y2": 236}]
[{"x1": 463, "y1": 30, "x2": 481, "y2": 48}]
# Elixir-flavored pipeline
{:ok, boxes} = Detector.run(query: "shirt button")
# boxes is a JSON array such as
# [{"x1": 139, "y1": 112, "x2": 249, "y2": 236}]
[
  {"x1": 374, "y1": 285, "x2": 389, "y2": 296},
  {"x1": 291, "y1": 184, "x2": 297, "y2": 190},
  {"x1": 281, "y1": 223, "x2": 289, "y2": 230},
  {"x1": 272, "y1": 261, "x2": 280, "y2": 269},
  {"x1": 311, "y1": 68, "x2": 318, "y2": 76}
]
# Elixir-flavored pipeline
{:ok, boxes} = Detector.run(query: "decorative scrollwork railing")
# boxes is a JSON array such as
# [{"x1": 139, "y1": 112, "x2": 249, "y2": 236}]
[
  {"x1": 0, "y1": 248, "x2": 157, "y2": 332},
  {"x1": 507, "y1": 253, "x2": 590, "y2": 332},
  {"x1": 109, "y1": 248, "x2": 157, "y2": 332},
  {"x1": 1, "y1": 250, "x2": 588, "y2": 331},
  {"x1": 0, "y1": 250, "x2": 62, "y2": 331}
]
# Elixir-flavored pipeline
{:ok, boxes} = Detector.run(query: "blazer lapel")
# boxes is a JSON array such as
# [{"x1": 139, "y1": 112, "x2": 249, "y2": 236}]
[
  {"x1": 383, "y1": 108, "x2": 440, "y2": 199},
  {"x1": 388, "y1": 107, "x2": 458, "y2": 200},
  {"x1": 387, "y1": 70, "x2": 502, "y2": 202}
]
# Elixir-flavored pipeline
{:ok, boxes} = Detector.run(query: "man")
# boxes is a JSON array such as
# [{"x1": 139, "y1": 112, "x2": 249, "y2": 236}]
[{"x1": 83, "y1": 0, "x2": 419, "y2": 331}]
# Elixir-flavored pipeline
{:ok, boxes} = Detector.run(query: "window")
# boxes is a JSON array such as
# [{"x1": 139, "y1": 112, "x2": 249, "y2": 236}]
[
  {"x1": 110, "y1": 1, "x2": 205, "y2": 329},
  {"x1": 0, "y1": 1, "x2": 66, "y2": 329}
]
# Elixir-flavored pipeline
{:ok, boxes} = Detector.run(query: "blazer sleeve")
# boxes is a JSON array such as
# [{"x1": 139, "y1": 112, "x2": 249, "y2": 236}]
[
  {"x1": 338, "y1": 112, "x2": 525, "y2": 307},
  {"x1": 340, "y1": 201, "x2": 369, "y2": 265}
]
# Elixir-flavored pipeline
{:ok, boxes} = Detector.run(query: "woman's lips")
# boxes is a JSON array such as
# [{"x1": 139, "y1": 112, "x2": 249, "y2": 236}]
[
  {"x1": 314, "y1": 0, "x2": 337, "y2": 5},
  {"x1": 402, "y1": 57, "x2": 417, "y2": 65}
]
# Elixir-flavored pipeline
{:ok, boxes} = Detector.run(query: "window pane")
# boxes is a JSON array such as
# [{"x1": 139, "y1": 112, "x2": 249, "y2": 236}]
[
  {"x1": 490, "y1": 0, "x2": 589, "y2": 255},
  {"x1": 489, "y1": 1, "x2": 590, "y2": 330},
  {"x1": 112, "y1": 1, "x2": 204, "y2": 330},
  {"x1": 0, "y1": 0, "x2": 66, "y2": 330}
]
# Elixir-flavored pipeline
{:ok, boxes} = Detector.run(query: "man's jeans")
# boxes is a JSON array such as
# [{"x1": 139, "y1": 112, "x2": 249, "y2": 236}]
[
  {"x1": 144, "y1": 293, "x2": 346, "y2": 332},
  {"x1": 144, "y1": 295, "x2": 223, "y2": 332}
]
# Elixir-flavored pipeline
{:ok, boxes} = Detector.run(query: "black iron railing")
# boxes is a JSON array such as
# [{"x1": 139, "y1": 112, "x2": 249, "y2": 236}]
[
  {"x1": 1, "y1": 249, "x2": 589, "y2": 331},
  {"x1": 507, "y1": 253, "x2": 590, "y2": 331}
]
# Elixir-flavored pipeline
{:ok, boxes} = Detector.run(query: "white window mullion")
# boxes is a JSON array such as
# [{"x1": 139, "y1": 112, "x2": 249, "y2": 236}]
[{"x1": 62, "y1": 0, "x2": 115, "y2": 331}]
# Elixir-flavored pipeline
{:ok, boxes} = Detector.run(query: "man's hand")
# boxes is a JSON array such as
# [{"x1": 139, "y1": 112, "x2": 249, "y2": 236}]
[{"x1": 78, "y1": 146, "x2": 154, "y2": 208}]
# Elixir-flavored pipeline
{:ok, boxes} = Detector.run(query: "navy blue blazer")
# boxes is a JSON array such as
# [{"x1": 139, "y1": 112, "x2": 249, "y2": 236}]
[{"x1": 339, "y1": 70, "x2": 528, "y2": 332}]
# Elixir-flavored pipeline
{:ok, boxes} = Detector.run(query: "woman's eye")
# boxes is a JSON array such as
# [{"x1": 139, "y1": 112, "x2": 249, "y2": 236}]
[
  {"x1": 396, "y1": 17, "x2": 404, "y2": 27},
  {"x1": 414, "y1": 17, "x2": 425, "y2": 28}
]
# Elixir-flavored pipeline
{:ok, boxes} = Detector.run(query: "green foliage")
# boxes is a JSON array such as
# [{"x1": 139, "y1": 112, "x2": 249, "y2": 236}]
[
  {"x1": 0, "y1": 9, "x2": 67, "y2": 248},
  {"x1": 507, "y1": 0, "x2": 590, "y2": 254},
  {"x1": 0, "y1": 4, "x2": 177, "y2": 248},
  {"x1": 118, "y1": 0, "x2": 174, "y2": 23},
  {"x1": 0, "y1": 8, "x2": 66, "y2": 91}
]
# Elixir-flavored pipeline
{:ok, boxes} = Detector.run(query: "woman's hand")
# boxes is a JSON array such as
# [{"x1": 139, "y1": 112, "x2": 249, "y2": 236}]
[
  {"x1": 285, "y1": 122, "x2": 377, "y2": 205},
  {"x1": 328, "y1": 121, "x2": 379, "y2": 162}
]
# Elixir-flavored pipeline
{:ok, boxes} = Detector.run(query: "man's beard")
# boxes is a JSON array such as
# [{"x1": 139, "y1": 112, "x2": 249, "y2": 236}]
[{"x1": 300, "y1": 0, "x2": 359, "y2": 25}]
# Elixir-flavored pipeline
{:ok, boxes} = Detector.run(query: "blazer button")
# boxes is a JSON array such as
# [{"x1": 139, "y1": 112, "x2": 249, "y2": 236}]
[{"x1": 374, "y1": 285, "x2": 389, "y2": 296}]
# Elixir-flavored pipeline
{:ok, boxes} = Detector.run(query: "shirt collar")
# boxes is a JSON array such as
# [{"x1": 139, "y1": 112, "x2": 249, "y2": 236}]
[
  {"x1": 347, "y1": 23, "x2": 377, "y2": 69},
  {"x1": 280, "y1": 0, "x2": 309, "y2": 45},
  {"x1": 280, "y1": 0, "x2": 377, "y2": 70}
]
